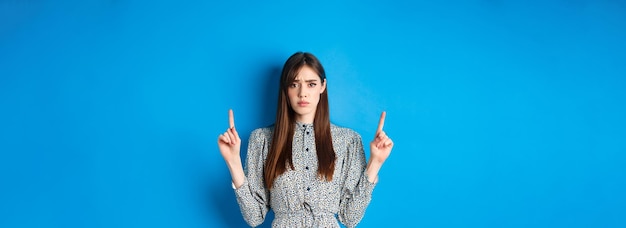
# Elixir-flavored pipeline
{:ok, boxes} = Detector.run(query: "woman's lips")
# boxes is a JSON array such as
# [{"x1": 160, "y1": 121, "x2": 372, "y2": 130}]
[{"x1": 297, "y1": 101, "x2": 309, "y2": 107}]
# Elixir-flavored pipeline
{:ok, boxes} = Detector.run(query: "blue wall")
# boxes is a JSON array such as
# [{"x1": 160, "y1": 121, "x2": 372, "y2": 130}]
[{"x1": 1, "y1": 1, "x2": 625, "y2": 227}]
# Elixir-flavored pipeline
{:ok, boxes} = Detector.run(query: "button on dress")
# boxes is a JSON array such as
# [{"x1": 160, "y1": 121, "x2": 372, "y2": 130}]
[{"x1": 234, "y1": 123, "x2": 376, "y2": 228}]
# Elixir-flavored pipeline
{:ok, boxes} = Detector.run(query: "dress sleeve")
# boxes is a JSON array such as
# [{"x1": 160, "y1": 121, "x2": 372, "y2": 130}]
[
  {"x1": 234, "y1": 129, "x2": 270, "y2": 227},
  {"x1": 338, "y1": 131, "x2": 377, "y2": 228}
]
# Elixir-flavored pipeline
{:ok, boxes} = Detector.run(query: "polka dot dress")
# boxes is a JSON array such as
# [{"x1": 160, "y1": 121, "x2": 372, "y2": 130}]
[{"x1": 234, "y1": 123, "x2": 376, "y2": 228}]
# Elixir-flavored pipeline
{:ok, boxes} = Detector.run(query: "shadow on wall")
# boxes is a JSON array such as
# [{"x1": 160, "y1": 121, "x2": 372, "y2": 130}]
[{"x1": 207, "y1": 62, "x2": 281, "y2": 227}]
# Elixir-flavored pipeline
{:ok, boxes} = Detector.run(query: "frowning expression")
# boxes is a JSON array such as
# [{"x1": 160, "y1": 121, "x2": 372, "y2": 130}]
[{"x1": 287, "y1": 65, "x2": 326, "y2": 123}]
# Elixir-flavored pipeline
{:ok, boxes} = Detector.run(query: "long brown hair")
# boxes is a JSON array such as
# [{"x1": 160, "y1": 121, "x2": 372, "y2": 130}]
[{"x1": 264, "y1": 52, "x2": 336, "y2": 189}]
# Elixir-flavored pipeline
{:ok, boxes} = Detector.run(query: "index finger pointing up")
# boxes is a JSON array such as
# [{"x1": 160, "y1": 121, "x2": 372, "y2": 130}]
[
  {"x1": 377, "y1": 111, "x2": 386, "y2": 133},
  {"x1": 229, "y1": 109, "x2": 235, "y2": 128}
]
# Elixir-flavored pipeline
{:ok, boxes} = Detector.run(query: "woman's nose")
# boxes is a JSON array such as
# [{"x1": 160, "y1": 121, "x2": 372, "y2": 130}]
[{"x1": 298, "y1": 88, "x2": 306, "y2": 97}]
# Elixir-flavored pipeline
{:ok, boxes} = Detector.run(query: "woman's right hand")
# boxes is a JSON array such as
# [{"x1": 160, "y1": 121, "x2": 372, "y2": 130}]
[{"x1": 217, "y1": 109, "x2": 241, "y2": 164}]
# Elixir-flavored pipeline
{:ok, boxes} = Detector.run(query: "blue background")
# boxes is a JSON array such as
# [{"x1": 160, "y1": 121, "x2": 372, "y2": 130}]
[{"x1": 1, "y1": 0, "x2": 625, "y2": 227}]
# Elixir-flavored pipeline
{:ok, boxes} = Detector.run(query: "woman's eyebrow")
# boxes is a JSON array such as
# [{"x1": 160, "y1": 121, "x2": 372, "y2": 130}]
[{"x1": 293, "y1": 79, "x2": 319, "y2": 82}]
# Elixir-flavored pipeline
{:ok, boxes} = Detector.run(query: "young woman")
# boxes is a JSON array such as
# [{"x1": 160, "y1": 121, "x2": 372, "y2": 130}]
[{"x1": 217, "y1": 52, "x2": 393, "y2": 227}]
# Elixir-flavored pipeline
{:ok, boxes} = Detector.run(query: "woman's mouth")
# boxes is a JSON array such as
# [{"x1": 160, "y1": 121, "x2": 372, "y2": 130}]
[{"x1": 297, "y1": 101, "x2": 309, "y2": 107}]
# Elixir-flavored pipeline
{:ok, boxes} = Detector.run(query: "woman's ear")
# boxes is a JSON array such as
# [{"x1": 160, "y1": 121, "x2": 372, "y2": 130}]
[{"x1": 321, "y1": 79, "x2": 327, "y2": 93}]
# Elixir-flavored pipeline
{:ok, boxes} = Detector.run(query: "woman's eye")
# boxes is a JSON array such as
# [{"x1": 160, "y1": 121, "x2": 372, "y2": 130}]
[
  {"x1": 289, "y1": 83, "x2": 298, "y2": 88},
  {"x1": 308, "y1": 83, "x2": 317, "y2": 87}
]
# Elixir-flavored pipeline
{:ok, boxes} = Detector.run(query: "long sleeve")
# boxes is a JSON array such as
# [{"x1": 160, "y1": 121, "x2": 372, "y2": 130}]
[
  {"x1": 338, "y1": 132, "x2": 376, "y2": 228},
  {"x1": 234, "y1": 128, "x2": 271, "y2": 227}
]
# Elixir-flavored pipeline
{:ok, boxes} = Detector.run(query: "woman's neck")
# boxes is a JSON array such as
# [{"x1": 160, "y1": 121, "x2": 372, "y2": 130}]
[{"x1": 295, "y1": 115, "x2": 315, "y2": 124}]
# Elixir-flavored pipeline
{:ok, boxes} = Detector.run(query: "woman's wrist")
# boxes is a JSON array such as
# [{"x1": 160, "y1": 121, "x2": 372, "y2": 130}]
[
  {"x1": 366, "y1": 158, "x2": 384, "y2": 183},
  {"x1": 226, "y1": 157, "x2": 245, "y2": 188},
  {"x1": 226, "y1": 156, "x2": 242, "y2": 168}
]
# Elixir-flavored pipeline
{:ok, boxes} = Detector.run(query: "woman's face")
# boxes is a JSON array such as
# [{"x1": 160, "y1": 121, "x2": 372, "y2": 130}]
[{"x1": 287, "y1": 65, "x2": 326, "y2": 123}]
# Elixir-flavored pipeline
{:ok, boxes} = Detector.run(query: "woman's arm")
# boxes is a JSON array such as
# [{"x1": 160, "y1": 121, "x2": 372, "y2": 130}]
[
  {"x1": 217, "y1": 110, "x2": 270, "y2": 226},
  {"x1": 338, "y1": 132, "x2": 376, "y2": 228},
  {"x1": 233, "y1": 129, "x2": 271, "y2": 227},
  {"x1": 338, "y1": 112, "x2": 394, "y2": 227}
]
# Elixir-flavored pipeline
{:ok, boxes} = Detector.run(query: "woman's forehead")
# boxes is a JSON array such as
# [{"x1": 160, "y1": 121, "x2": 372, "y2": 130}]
[{"x1": 294, "y1": 66, "x2": 320, "y2": 81}]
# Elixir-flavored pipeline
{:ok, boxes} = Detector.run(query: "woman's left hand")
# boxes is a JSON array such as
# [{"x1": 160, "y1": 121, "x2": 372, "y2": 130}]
[{"x1": 370, "y1": 111, "x2": 393, "y2": 164}]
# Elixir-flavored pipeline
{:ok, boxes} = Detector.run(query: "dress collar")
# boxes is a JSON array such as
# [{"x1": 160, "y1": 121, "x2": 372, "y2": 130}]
[{"x1": 295, "y1": 121, "x2": 314, "y2": 130}]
